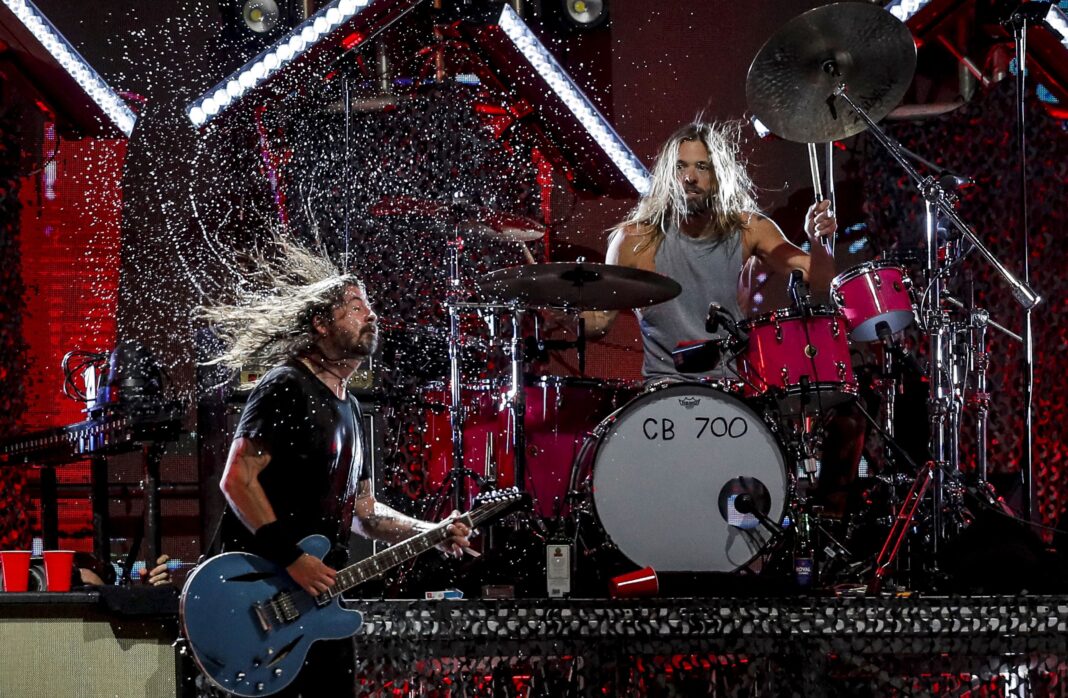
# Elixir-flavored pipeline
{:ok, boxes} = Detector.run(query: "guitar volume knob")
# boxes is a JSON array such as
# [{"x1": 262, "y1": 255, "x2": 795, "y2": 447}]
[
  {"x1": 236, "y1": 672, "x2": 246, "y2": 681},
  {"x1": 273, "y1": 668, "x2": 283, "y2": 677}
]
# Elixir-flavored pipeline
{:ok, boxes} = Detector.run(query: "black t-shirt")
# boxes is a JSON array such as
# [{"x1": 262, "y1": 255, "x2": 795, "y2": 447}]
[{"x1": 221, "y1": 360, "x2": 370, "y2": 556}]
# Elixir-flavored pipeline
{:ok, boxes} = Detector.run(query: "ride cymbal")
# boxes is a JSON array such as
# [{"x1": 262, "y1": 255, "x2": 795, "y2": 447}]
[
  {"x1": 746, "y1": 2, "x2": 917, "y2": 143},
  {"x1": 477, "y1": 262, "x2": 681, "y2": 310}
]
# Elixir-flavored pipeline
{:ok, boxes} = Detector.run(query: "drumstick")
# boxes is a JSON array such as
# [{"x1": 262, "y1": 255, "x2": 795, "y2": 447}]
[
  {"x1": 825, "y1": 142, "x2": 837, "y2": 255},
  {"x1": 807, "y1": 142, "x2": 834, "y2": 256},
  {"x1": 807, "y1": 143, "x2": 824, "y2": 202}
]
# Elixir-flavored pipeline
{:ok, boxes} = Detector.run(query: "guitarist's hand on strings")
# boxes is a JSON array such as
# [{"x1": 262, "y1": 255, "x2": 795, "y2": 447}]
[
  {"x1": 436, "y1": 510, "x2": 473, "y2": 559},
  {"x1": 286, "y1": 554, "x2": 337, "y2": 596}
]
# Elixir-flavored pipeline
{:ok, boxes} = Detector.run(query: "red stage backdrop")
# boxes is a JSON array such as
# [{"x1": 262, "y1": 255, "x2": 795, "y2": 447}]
[{"x1": 11, "y1": 126, "x2": 126, "y2": 552}]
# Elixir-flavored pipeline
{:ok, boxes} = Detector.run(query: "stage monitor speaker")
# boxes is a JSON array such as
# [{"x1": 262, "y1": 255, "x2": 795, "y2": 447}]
[{"x1": 0, "y1": 609, "x2": 180, "y2": 697}]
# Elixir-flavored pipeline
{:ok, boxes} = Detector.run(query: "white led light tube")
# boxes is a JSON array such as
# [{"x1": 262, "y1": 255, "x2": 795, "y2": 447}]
[
  {"x1": 498, "y1": 4, "x2": 649, "y2": 195},
  {"x1": 1, "y1": 0, "x2": 136, "y2": 136},
  {"x1": 187, "y1": 0, "x2": 372, "y2": 127}
]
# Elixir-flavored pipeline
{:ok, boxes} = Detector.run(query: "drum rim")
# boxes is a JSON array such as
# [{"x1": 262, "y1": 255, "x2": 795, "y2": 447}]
[
  {"x1": 742, "y1": 304, "x2": 841, "y2": 328},
  {"x1": 583, "y1": 381, "x2": 790, "y2": 573},
  {"x1": 525, "y1": 374, "x2": 640, "y2": 391},
  {"x1": 419, "y1": 378, "x2": 501, "y2": 393},
  {"x1": 830, "y1": 259, "x2": 907, "y2": 290}
]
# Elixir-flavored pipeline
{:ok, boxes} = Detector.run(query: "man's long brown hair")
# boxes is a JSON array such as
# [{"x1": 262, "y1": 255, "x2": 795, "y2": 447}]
[
  {"x1": 618, "y1": 120, "x2": 759, "y2": 251},
  {"x1": 197, "y1": 238, "x2": 365, "y2": 371}
]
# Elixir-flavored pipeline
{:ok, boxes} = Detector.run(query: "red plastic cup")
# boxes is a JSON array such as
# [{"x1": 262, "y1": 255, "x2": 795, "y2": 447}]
[
  {"x1": 609, "y1": 566, "x2": 659, "y2": 598},
  {"x1": 0, "y1": 551, "x2": 32, "y2": 592},
  {"x1": 42, "y1": 550, "x2": 75, "y2": 592}
]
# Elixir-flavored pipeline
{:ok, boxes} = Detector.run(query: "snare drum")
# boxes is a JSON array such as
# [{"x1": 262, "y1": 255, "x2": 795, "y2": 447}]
[
  {"x1": 577, "y1": 383, "x2": 788, "y2": 573},
  {"x1": 738, "y1": 306, "x2": 856, "y2": 408},
  {"x1": 831, "y1": 260, "x2": 916, "y2": 342}
]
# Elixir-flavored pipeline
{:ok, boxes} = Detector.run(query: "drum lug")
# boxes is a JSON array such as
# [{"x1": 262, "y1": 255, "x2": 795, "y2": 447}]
[
  {"x1": 836, "y1": 361, "x2": 847, "y2": 381},
  {"x1": 831, "y1": 289, "x2": 844, "y2": 308},
  {"x1": 781, "y1": 365, "x2": 790, "y2": 386},
  {"x1": 873, "y1": 273, "x2": 883, "y2": 290},
  {"x1": 831, "y1": 315, "x2": 840, "y2": 338},
  {"x1": 773, "y1": 311, "x2": 783, "y2": 342}
]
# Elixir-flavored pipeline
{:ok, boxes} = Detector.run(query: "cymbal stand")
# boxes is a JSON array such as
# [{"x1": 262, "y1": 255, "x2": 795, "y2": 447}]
[
  {"x1": 503, "y1": 302, "x2": 527, "y2": 498},
  {"x1": 968, "y1": 307, "x2": 991, "y2": 482},
  {"x1": 444, "y1": 234, "x2": 474, "y2": 512}
]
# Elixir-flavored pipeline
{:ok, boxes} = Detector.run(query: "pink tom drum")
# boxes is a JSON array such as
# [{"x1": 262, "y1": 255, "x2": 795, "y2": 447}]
[
  {"x1": 738, "y1": 306, "x2": 856, "y2": 408},
  {"x1": 831, "y1": 260, "x2": 916, "y2": 342}
]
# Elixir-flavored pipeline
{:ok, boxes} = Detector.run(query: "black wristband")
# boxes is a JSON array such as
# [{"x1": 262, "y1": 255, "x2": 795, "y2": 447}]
[{"x1": 253, "y1": 520, "x2": 304, "y2": 568}]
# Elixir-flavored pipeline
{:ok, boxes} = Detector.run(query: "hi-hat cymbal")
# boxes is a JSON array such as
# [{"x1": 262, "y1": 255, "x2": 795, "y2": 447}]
[
  {"x1": 746, "y1": 2, "x2": 917, "y2": 144},
  {"x1": 371, "y1": 195, "x2": 544, "y2": 242},
  {"x1": 477, "y1": 262, "x2": 682, "y2": 310}
]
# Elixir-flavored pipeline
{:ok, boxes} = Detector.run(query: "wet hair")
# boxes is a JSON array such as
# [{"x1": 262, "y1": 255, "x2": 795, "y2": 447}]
[
  {"x1": 618, "y1": 120, "x2": 759, "y2": 250},
  {"x1": 197, "y1": 238, "x2": 365, "y2": 370}
]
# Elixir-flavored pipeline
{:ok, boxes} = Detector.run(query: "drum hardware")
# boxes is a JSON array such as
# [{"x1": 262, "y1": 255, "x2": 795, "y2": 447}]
[
  {"x1": 669, "y1": 302, "x2": 749, "y2": 375},
  {"x1": 747, "y1": 1, "x2": 1043, "y2": 590}
]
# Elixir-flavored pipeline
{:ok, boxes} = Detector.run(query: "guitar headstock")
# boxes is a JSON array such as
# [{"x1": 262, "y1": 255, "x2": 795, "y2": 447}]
[{"x1": 468, "y1": 487, "x2": 526, "y2": 527}]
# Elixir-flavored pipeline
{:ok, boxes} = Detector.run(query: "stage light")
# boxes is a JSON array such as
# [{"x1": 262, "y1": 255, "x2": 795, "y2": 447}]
[
  {"x1": 243, "y1": 0, "x2": 281, "y2": 34},
  {"x1": 498, "y1": 4, "x2": 649, "y2": 195},
  {"x1": 563, "y1": 0, "x2": 608, "y2": 29},
  {"x1": 750, "y1": 115, "x2": 771, "y2": 140},
  {"x1": 187, "y1": 0, "x2": 374, "y2": 127},
  {"x1": 0, "y1": 0, "x2": 136, "y2": 136},
  {"x1": 885, "y1": 0, "x2": 928, "y2": 22}
]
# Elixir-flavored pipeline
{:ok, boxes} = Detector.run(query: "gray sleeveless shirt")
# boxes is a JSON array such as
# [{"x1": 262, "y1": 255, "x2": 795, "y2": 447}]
[{"x1": 636, "y1": 223, "x2": 745, "y2": 381}]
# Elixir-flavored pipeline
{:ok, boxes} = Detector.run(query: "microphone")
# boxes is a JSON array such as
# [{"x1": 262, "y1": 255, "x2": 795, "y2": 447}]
[
  {"x1": 733, "y1": 493, "x2": 757, "y2": 515},
  {"x1": 876, "y1": 321, "x2": 924, "y2": 375},
  {"x1": 787, "y1": 269, "x2": 809, "y2": 312},
  {"x1": 730, "y1": 493, "x2": 780, "y2": 536},
  {"x1": 937, "y1": 171, "x2": 974, "y2": 191},
  {"x1": 705, "y1": 303, "x2": 746, "y2": 344}
]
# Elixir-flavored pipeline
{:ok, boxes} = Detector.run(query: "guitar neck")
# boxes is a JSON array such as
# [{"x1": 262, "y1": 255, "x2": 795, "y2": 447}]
[{"x1": 330, "y1": 515, "x2": 470, "y2": 595}]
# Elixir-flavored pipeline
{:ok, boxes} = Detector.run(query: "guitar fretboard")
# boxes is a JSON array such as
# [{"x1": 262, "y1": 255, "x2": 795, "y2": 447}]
[{"x1": 332, "y1": 523, "x2": 451, "y2": 594}]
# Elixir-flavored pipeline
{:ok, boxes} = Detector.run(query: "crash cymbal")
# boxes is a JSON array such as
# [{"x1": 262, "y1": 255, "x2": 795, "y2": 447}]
[
  {"x1": 477, "y1": 262, "x2": 682, "y2": 310},
  {"x1": 746, "y1": 2, "x2": 916, "y2": 143},
  {"x1": 371, "y1": 196, "x2": 544, "y2": 242}
]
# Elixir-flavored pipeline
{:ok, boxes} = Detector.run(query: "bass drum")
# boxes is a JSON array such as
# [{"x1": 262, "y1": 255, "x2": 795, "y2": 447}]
[{"x1": 582, "y1": 383, "x2": 788, "y2": 573}]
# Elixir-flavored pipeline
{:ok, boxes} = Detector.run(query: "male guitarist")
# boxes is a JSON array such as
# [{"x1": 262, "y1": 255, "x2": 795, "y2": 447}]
[{"x1": 200, "y1": 241, "x2": 471, "y2": 697}]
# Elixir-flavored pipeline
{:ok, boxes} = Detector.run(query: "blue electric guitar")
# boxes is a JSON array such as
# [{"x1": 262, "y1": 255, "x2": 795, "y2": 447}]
[{"x1": 180, "y1": 488, "x2": 522, "y2": 697}]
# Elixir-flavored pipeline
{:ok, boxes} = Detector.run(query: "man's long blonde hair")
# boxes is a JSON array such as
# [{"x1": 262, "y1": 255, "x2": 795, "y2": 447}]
[
  {"x1": 197, "y1": 239, "x2": 365, "y2": 370},
  {"x1": 619, "y1": 121, "x2": 759, "y2": 249}
]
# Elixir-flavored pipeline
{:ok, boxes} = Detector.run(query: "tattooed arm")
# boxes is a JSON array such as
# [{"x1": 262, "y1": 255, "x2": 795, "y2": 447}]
[{"x1": 351, "y1": 480, "x2": 471, "y2": 553}]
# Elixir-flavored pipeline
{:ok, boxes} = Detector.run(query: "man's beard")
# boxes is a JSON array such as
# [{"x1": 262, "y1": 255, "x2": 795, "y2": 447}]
[
  {"x1": 335, "y1": 326, "x2": 378, "y2": 358},
  {"x1": 352, "y1": 328, "x2": 378, "y2": 358},
  {"x1": 683, "y1": 191, "x2": 712, "y2": 216}
]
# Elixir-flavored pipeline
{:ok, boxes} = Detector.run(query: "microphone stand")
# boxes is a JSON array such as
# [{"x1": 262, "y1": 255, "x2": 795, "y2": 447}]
[{"x1": 1002, "y1": 1, "x2": 1060, "y2": 521}]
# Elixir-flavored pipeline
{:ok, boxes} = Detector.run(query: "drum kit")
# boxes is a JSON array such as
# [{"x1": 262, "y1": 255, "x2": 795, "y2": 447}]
[{"x1": 383, "y1": 2, "x2": 1043, "y2": 594}]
